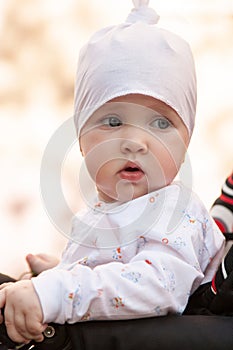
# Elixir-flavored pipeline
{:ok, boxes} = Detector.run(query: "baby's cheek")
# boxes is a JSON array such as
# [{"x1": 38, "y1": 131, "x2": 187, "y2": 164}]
[
  {"x1": 163, "y1": 132, "x2": 187, "y2": 167},
  {"x1": 148, "y1": 142, "x2": 183, "y2": 186}
]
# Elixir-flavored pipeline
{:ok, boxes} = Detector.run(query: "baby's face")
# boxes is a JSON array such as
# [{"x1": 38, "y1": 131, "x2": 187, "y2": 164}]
[{"x1": 79, "y1": 94, "x2": 189, "y2": 202}]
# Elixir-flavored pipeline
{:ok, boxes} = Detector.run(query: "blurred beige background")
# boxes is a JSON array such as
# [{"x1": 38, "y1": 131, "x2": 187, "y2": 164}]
[{"x1": 0, "y1": 0, "x2": 232, "y2": 278}]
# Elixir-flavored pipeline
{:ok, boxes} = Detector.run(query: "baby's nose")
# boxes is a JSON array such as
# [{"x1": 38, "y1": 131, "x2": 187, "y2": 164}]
[{"x1": 120, "y1": 137, "x2": 148, "y2": 154}]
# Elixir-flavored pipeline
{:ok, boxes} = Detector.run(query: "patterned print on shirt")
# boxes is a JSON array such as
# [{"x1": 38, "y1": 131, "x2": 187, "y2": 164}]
[
  {"x1": 112, "y1": 247, "x2": 122, "y2": 260},
  {"x1": 65, "y1": 284, "x2": 82, "y2": 308},
  {"x1": 111, "y1": 296, "x2": 125, "y2": 309},
  {"x1": 137, "y1": 235, "x2": 148, "y2": 250},
  {"x1": 160, "y1": 267, "x2": 176, "y2": 292},
  {"x1": 172, "y1": 237, "x2": 186, "y2": 251},
  {"x1": 121, "y1": 271, "x2": 142, "y2": 283}
]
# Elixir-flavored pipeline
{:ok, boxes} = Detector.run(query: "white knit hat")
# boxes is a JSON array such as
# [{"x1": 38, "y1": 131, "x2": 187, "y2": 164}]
[{"x1": 74, "y1": 0, "x2": 197, "y2": 138}]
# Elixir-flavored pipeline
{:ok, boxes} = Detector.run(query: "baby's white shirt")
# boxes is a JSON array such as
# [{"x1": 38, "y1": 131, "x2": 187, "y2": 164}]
[{"x1": 32, "y1": 183, "x2": 225, "y2": 324}]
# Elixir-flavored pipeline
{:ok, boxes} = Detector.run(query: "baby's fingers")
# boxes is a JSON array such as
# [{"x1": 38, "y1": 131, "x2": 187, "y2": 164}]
[
  {"x1": 0, "y1": 282, "x2": 14, "y2": 290},
  {"x1": 0, "y1": 289, "x2": 6, "y2": 323},
  {"x1": 4, "y1": 306, "x2": 29, "y2": 344},
  {"x1": 25, "y1": 315, "x2": 48, "y2": 342},
  {"x1": 8, "y1": 311, "x2": 45, "y2": 343}
]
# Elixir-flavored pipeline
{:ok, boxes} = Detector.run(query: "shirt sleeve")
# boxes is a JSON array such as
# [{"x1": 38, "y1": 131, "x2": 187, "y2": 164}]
[
  {"x1": 32, "y1": 252, "x2": 196, "y2": 324},
  {"x1": 32, "y1": 229, "x2": 224, "y2": 324}
]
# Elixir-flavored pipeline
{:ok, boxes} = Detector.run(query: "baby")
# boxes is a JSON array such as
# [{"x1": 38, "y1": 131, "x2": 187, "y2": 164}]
[{"x1": 0, "y1": 0, "x2": 225, "y2": 344}]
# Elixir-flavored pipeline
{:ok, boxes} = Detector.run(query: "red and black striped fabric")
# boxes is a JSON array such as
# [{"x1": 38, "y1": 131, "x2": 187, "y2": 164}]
[
  {"x1": 211, "y1": 245, "x2": 233, "y2": 295},
  {"x1": 208, "y1": 173, "x2": 233, "y2": 314},
  {"x1": 210, "y1": 173, "x2": 233, "y2": 241},
  {"x1": 185, "y1": 173, "x2": 233, "y2": 316}
]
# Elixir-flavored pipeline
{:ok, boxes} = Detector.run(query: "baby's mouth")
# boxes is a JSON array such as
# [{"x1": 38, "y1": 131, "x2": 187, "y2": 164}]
[{"x1": 118, "y1": 161, "x2": 145, "y2": 182}]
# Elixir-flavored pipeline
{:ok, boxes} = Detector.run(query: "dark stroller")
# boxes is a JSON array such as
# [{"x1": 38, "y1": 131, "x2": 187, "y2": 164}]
[{"x1": 1, "y1": 311, "x2": 233, "y2": 350}]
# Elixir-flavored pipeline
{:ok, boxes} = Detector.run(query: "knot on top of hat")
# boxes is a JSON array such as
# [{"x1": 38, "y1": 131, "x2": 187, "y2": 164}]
[
  {"x1": 133, "y1": 0, "x2": 149, "y2": 8},
  {"x1": 126, "y1": 0, "x2": 159, "y2": 25}
]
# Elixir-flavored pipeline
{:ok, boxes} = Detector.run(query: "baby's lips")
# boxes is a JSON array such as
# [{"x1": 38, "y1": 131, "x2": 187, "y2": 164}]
[
  {"x1": 119, "y1": 162, "x2": 145, "y2": 182},
  {"x1": 120, "y1": 160, "x2": 144, "y2": 173}
]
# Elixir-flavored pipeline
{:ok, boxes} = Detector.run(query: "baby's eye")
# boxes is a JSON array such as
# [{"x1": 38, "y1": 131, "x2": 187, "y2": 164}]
[
  {"x1": 150, "y1": 117, "x2": 171, "y2": 130},
  {"x1": 101, "y1": 115, "x2": 122, "y2": 128}
]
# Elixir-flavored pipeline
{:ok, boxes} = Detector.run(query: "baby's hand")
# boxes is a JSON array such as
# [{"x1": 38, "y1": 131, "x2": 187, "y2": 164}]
[
  {"x1": 0, "y1": 280, "x2": 47, "y2": 343},
  {"x1": 26, "y1": 253, "x2": 60, "y2": 275}
]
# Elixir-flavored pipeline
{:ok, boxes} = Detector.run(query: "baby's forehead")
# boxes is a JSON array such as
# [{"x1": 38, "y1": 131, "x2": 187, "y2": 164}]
[
  {"x1": 98, "y1": 95, "x2": 180, "y2": 120},
  {"x1": 89, "y1": 101, "x2": 164, "y2": 121},
  {"x1": 83, "y1": 97, "x2": 183, "y2": 131}
]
